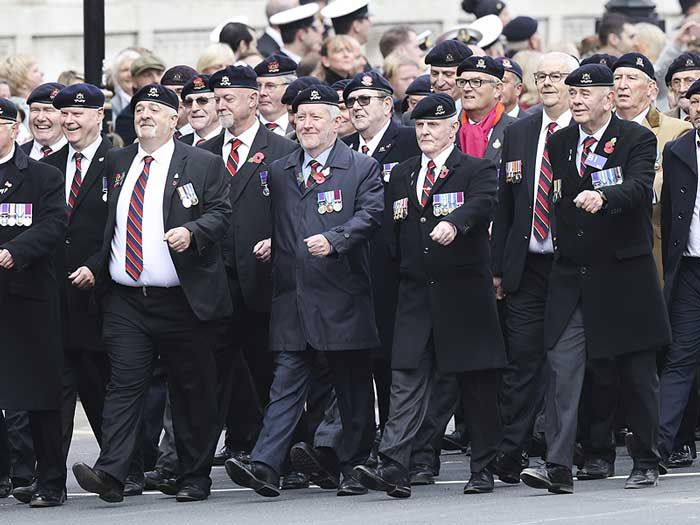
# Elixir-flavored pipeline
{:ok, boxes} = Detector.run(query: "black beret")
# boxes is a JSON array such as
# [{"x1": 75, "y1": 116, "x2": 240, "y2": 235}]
[
  {"x1": 161, "y1": 65, "x2": 198, "y2": 87},
  {"x1": 405, "y1": 74, "x2": 432, "y2": 96},
  {"x1": 457, "y1": 55, "x2": 504, "y2": 80},
  {"x1": 27, "y1": 82, "x2": 66, "y2": 106},
  {"x1": 209, "y1": 65, "x2": 258, "y2": 90},
  {"x1": 254, "y1": 54, "x2": 298, "y2": 77},
  {"x1": 331, "y1": 78, "x2": 352, "y2": 92},
  {"x1": 425, "y1": 40, "x2": 473, "y2": 68},
  {"x1": 613, "y1": 52, "x2": 654, "y2": 79},
  {"x1": 53, "y1": 83, "x2": 105, "y2": 110},
  {"x1": 130, "y1": 83, "x2": 180, "y2": 112},
  {"x1": 292, "y1": 85, "x2": 339, "y2": 113},
  {"x1": 343, "y1": 71, "x2": 394, "y2": 100},
  {"x1": 462, "y1": 0, "x2": 506, "y2": 18},
  {"x1": 580, "y1": 53, "x2": 618, "y2": 71},
  {"x1": 564, "y1": 64, "x2": 613, "y2": 87},
  {"x1": 181, "y1": 75, "x2": 212, "y2": 101},
  {"x1": 684, "y1": 78, "x2": 700, "y2": 99},
  {"x1": 410, "y1": 93, "x2": 457, "y2": 120},
  {"x1": 502, "y1": 16, "x2": 538, "y2": 43},
  {"x1": 0, "y1": 97, "x2": 18, "y2": 122},
  {"x1": 495, "y1": 57, "x2": 523, "y2": 80},
  {"x1": 665, "y1": 52, "x2": 700, "y2": 86},
  {"x1": 282, "y1": 76, "x2": 324, "y2": 105}
]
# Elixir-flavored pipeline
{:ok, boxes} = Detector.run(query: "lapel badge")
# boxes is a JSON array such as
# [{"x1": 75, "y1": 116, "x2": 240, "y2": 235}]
[
  {"x1": 493, "y1": 138, "x2": 501, "y2": 150},
  {"x1": 98, "y1": 157, "x2": 104, "y2": 163},
  {"x1": 438, "y1": 166, "x2": 449, "y2": 179},
  {"x1": 174, "y1": 173, "x2": 180, "y2": 179},
  {"x1": 114, "y1": 172, "x2": 124, "y2": 187},
  {"x1": 603, "y1": 137, "x2": 617, "y2": 155}
]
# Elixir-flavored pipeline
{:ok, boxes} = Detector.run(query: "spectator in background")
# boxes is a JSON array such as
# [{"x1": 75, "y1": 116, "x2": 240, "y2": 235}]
[
  {"x1": 219, "y1": 22, "x2": 259, "y2": 60},
  {"x1": 0, "y1": 79, "x2": 10, "y2": 99},
  {"x1": 312, "y1": 35, "x2": 361, "y2": 84},
  {"x1": 382, "y1": 52, "x2": 422, "y2": 114},
  {"x1": 321, "y1": 0, "x2": 372, "y2": 46},
  {"x1": 109, "y1": 48, "x2": 141, "y2": 124},
  {"x1": 635, "y1": 23, "x2": 666, "y2": 63},
  {"x1": 654, "y1": 17, "x2": 700, "y2": 112},
  {"x1": 379, "y1": 26, "x2": 424, "y2": 66},
  {"x1": 503, "y1": 16, "x2": 542, "y2": 57},
  {"x1": 271, "y1": 2, "x2": 324, "y2": 63},
  {"x1": 258, "y1": 0, "x2": 300, "y2": 58},
  {"x1": 57, "y1": 70, "x2": 84, "y2": 86},
  {"x1": 197, "y1": 43, "x2": 236, "y2": 75},
  {"x1": 0, "y1": 54, "x2": 44, "y2": 100},
  {"x1": 597, "y1": 12, "x2": 638, "y2": 56},
  {"x1": 511, "y1": 50, "x2": 542, "y2": 108}
]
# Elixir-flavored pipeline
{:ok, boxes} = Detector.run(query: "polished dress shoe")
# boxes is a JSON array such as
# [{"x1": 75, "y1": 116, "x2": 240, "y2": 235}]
[
  {"x1": 573, "y1": 443, "x2": 585, "y2": 470},
  {"x1": 290, "y1": 442, "x2": 339, "y2": 489},
  {"x1": 576, "y1": 458, "x2": 614, "y2": 480},
  {"x1": 225, "y1": 458, "x2": 280, "y2": 497},
  {"x1": 124, "y1": 474, "x2": 144, "y2": 496},
  {"x1": 72, "y1": 463, "x2": 124, "y2": 503},
  {"x1": 520, "y1": 463, "x2": 574, "y2": 494},
  {"x1": 463, "y1": 469, "x2": 494, "y2": 494},
  {"x1": 0, "y1": 476, "x2": 11, "y2": 498},
  {"x1": 281, "y1": 471, "x2": 309, "y2": 490},
  {"x1": 354, "y1": 459, "x2": 410, "y2": 498},
  {"x1": 668, "y1": 445, "x2": 694, "y2": 468},
  {"x1": 213, "y1": 446, "x2": 233, "y2": 466},
  {"x1": 442, "y1": 429, "x2": 469, "y2": 452},
  {"x1": 493, "y1": 453, "x2": 523, "y2": 484},
  {"x1": 337, "y1": 471, "x2": 368, "y2": 496},
  {"x1": 409, "y1": 464, "x2": 435, "y2": 486},
  {"x1": 176, "y1": 484, "x2": 209, "y2": 502},
  {"x1": 144, "y1": 469, "x2": 178, "y2": 493},
  {"x1": 11, "y1": 480, "x2": 36, "y2": 503},
  {"x1": 29, "y1": 488, "x2": 66, "y2": 508},
  {"x1": 624, "y1": 467, "x2": 659, "y2": 489}
]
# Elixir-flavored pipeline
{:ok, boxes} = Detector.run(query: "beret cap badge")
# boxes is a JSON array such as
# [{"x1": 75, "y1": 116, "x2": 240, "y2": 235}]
[
  {"x1": 147, "y1": 86, "x2": 160, "y2": 97},
  {"x1": 49, "y1": 88, "x2": 59, "y2": 99},
  {"x1": 445, "y1": 53, "x2": 454, "y2": 62},
  {"x1": 636, "y1": 57, "x2": 644, "y2": 67},
  {"x1": 435, "y1": 104, "x2": 445, "y2": 116},
  {"x1": 502, "y1": 59, "x2": 512, "y2": 68},
  {"x1": 477, "y1": 58, "x2": 486, "y2": 69},
  {"x1": 193, "y1": 77, "x2": 206, "y2": 89},
  {"x1": 581, "y1": 73, "x2": 592, "y2": 84},
  {"x1": 74, "y1": 92, "x2": 86, "y2": 103},
  {"x1": 220, "y1": 76, "x2": 231, "y2": 87},
  {"x1": 309, "y1": 90, "x2": 321, "y2": 101},
  {"x1": 688, "y1": 58, "x2": 696, "y2": 67},
  {"x1": 361, "y1": 75, "x2": 373, "y2": 86},
  {"x1": 268, "y1": 61, "x2": 280, "y2": 73}
]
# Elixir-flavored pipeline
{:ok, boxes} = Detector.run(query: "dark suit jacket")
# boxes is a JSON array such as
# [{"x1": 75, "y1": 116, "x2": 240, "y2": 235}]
[
  {"x1": 43, "y1": 138, "x2": 113, "y2": 351},
  {"x1": 20, "y1": 140, "x2": 33, "y2": 155},
  {"x1": 546, "y1": 114, "x2": 671, "y2": 356},
  {"x1": 94, "y1": 139, "x2": 233, "y2": 321},
  {"x1": 257, "y1": 31, "x2": 281, "y2": 58},
  {"x1": 456, "y1": 112, "x2": 516, "y2": 166},
  {"x1": 200, "y1": 126, "x2": 298, "y2": 312},
  {"x1": 268, "y1": 140, "x2": 383, "y2": 351},
  {"x1": 0, "y1": 146, "x2": 67, "y2": 410},
  {"x1": 179, "y1": 133, "x2": 195, "y2": 146},
  {"x1": 115, "y1": 105, "x2": 136, "y2": 145}
]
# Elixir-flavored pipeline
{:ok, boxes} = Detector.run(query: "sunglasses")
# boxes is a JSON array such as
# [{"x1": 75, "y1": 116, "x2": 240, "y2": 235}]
[
  {"x1": 345, "y1": 95, "x2": 387, "y2": 108},
  {"x1": 183, "y1": 96, "x2": 215, "y2": 108}
]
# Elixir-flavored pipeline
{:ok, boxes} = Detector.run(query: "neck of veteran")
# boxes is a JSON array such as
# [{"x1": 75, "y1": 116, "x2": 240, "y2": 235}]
[
  {"x1": 616, "y1": 101, "x2": 651, "y2": 122},
  {"x1": 580, "y1": 110, "x2": 613, "y2": 136},
  {"x1": 229, "y1": 111, "x2": 258, "y2": 140}
]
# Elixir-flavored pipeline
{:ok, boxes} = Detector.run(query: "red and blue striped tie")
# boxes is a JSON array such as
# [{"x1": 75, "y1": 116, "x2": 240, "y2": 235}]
[
  {"x1": 421, "y1": 160, "x2": 436, "y2": 207},
  {"x1": 580, "y1": 136, "x2": 597, "y2": 177},
  {"x1": 226, "y1": 138, "x2": 242, "y2": 177},
  {"x1": 533, "y1": 122, "x2": 557, "y2": 241},
  {"x1": 125, "y1": 156, "x2": 153, "y2": 281},
  {"x1": 68, "y1": 152, "x2": 83, "y2": 212}
]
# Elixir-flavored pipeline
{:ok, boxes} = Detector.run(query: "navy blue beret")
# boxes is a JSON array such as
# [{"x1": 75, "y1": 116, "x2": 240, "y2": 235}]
[
  {"x1": 564, "y1": 64, "x2": 614, "y2": 87},
  {"x1": 495, "y1": 57, "x2": 522, "y2": 80},
  {"x1": 425, "y1": 40, "x2": 472, "y2": 68},
  {"x1": 282, "y1": 76, "x2": 324, "y2": 105},
  {"x1": 411, "y1": 93, "x2": 457, "y2": 120},
  {"x1": 254, "y1": 54, "x2": 298, "y2": 77},
  {"x1": 0, "y1": 98, "x2": 18, "y2": 122},
  {"x1": 502, "y1": 16, "x2": 538, "y2": 42},
  {"x1": 457, "y1": 55, "x2": 504, "y2": 80},
  {"x1": 665, "y1": 52, "x2": 700, "y2": 86},
  {"x1": 292, "y1": 85, "x2": 339, "y2": 113},
  {"x1": 130, "y1": 83, "x2": 180, "y2": 112},
  {"x1": 580, "y1": 53, "x2": 617, "y2": 71},
  {"x1": 405, "y1": 74, "x2": 432, "y2": 96},
  {"x1": 27, "y1": 82, "x2": 66, "y2": 106},
  {"x1": 161, "y1": 65, "x2": 198, "y2": 87},
  {"x1": 613, "y1": 52, "x2": 654, "y2": 79},
  {"x1": 331, "y1": 78, "x2": 352, "y2": 93},
  {"x1": 209, "y1": 65, "x2": 258, "y2": 90},
  {"x1": 181, "y1": 75, "x2": 212, "y2": 101},
  {"x1": 343, "y1": 71, "x2": 394, "y2": 100},
  {"x1": 53, "y1": 83, "x2": 105, "y2": 110}
]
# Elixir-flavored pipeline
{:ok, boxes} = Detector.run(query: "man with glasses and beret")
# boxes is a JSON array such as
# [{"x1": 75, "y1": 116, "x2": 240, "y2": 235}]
[
  {"x1": 160, "y1": 66, "x2": 198, "y2": 141},
  {"x1": 20, "y1": 82, "x2": 67, "y2": 159},
  {"x1": 519, "y1": 63, "x2": 670, "y2": 494},
  {"x1": 255, "y1": 54, "x2": 298, "y2": 136},
  {"x1": 180, "y1": 75, "x2": 221, "y2": 146},
  {"x1": 72, "y1": 83, "x2": 232, "y2": 504}
]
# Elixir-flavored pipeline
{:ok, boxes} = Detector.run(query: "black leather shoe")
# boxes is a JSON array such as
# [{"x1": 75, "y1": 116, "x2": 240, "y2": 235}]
[
  {"x1": 463, "y1": 469, "x2": 494, "y2": 494},
  {"x1": 366, "y1": 428, "x2": 382, "y2": 468},
  {"x1": 289, "y1": 442, "x2": 339, "y2": 489},
  {"x1": 576, "y1": 458, "x2": 614, "y2": 480},
  {"x1": 225, "y1": 458, "x2": 280, "y2": 497},
  {"x1": 0, "y1": 476, "x2": 11, "y2": 498},
  {"x1": 409, "y1": 464, "x2": 435, "y2": 486},
  {"x1": 624, "y1": 467, "x2": 659, "y2": 489},
  {"x1": 124, "y1": 474, "x2": 144, "y2": 496},
  {"x1": 354, "y1": 460, "x2": 411, "y2": 498},
  {"x1": 520, "y1": 463, "x2": 574, "y2": 494},
  {"x1": 144, "y1": 469, "x2": 179, "y2": 494},
  {"x1": 231, "y1": 450, "x2": 252, "y2": 464},
  {"x1": 337, "y1": 471, "x2": 368, "y2": 496},
  {"x1": 29, "y1": 488, "x2": 66, "y2": 508},
  {"x1": 72, "y1": 463, "x2": 124, "y2": 503},
  {"x1": 11, "y1": 480, "x2": 36, "y2": 504},
  {"x1": 493, "y1": 453, "x2": 523, "y2": 484},
  {"x1": 281, "y1": 471, "x2": 309, "y2": 490},
  {"x1": 442, "y1": 429, "x2": 469, "y2": 452},
  {"x1": 668, "y1": 445, "x2": 694, "y2": 468},
  {"x1": 213, "y1": 446, "x2": 232, "y2": 466},
  {"x1": 176, "y1": 484, "x2": 209, "y2": 502}
]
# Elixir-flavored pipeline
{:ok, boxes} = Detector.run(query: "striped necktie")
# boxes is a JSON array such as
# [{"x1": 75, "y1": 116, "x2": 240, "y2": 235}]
[
  {"x1": 361, "y1": 145, "x2": 369, "y2": 155},
  {"x1": 41, "y1": 145, "x2": 53, "y2": 157},
  {"x1": 420, "y1": 160, "x2": 437, "y2": 207},
  {"x1": 68, "y1": 152, "x2": 84, "y2": 211},
  {"x1": 306, "y1": 160, "x2": 322, "y2": 190},
  {"x1": 265, "y1": 122, "x2": 279, "y2": 131},
  {"x1": 533, "y1": 122, "x2": 558, "y2": 241},
  {"x1": 125, "y1": 156, "x2": 153, "y2": 282},
  {"x1": 580, "y1": 136, "x2": 597, "y2": 177},
  {"x1": 226, "y1": 138, "x2": 243, "y2": 177}
]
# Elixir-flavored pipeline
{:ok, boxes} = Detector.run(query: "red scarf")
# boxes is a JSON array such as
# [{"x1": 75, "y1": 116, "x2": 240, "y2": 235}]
[{"x1": 459, "y1": 103, "x2": 505, "y2": 158}]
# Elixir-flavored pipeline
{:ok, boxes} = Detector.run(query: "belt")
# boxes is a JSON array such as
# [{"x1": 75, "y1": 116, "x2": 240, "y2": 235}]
[{"x1": 111, "y1": 281, "x2": 182, "y2": 297}]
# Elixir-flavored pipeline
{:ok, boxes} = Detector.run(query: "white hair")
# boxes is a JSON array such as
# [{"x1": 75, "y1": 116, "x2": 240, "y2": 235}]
[
  {"x1": 327, "y1": 104, "x2": 341, "y2": 119},
  {"x1": 538, "y1": 52, "x2": 580, "y2": 73}
]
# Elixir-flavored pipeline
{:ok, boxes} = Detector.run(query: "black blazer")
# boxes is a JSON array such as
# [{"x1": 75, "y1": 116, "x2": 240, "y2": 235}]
[
  {"x1": 200, "y1": 126, "x2": 298, "y2": 312},
  {"x1": 179, "y1": 133, "x2": 195, "y2": 146},
  {"x1": 94, "y1": 139, "x2": 233, "y2": 321},
  {"x1": 20, "y1": 140, "x2": 33, "y2": 155},
  {"x1": 114, "y1": 105, "x2": 136, "y2": 145}
]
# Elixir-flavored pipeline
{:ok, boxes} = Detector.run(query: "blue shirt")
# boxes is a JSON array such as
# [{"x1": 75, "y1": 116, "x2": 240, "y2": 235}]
[{"x1": 301, "y1": 142, "x2": 335, "y2": 184}]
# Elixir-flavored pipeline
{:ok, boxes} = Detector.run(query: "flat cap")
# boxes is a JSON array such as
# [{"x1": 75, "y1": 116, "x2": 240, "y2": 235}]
[
  {"x1": 181, "y1": 75, "x2": 212, "y2": 100},
  {"x1": 292, "y1": 85, "x2": 339, "y2": 112},
  {"x1": 27, "y1": 82, "x2": 66, "y2": 106},
  {"x1": 0, "y1": 98, "x2": 18, "y2": 122},
  {"x1": 425, "y1": 40, "x2": 472, "y2": 68},
  {"x1": 405, "y1": 74, "x2": 432, "y2": 96},
  {"x1": 282, "y1": 76, "x2": 324, "y2": 105},
  {"x1": 580, "y1": 53, "x2": 617, "y2": 71},
  {"x1": 495, "y1": 57, "x2": 522, "y2": 80},
  {"x1": 130, "y1": 83, "x2": 180, "y2": 112},
  {"x1": 502, "y1": 16, "x2": 538, "y2": 43},
  {"x1": 254, "y1": 54, "x2": 298, "y2": 77},
  {"x1": 130, "y1": 53, "x2": 166, "y2": 77},
  {"x1": 613, "y1": 52, "x2": 654, "y2": 79},
  {"x1": 665, "y1": 52, "x2": 700, "y2": 86},
  {"x1": 161, "y1": 65, "x2": 198, "y2": 87},
  {"x1": 53, "y1": 83, "x2": 105, "y2": 110},
  {"x1": 410, "y1": 93, "x2": 457, "y2": 120},
  {"x1": 457, "y1": 55, "x2": 504, "y2": 80},
  {"x1": 564, "y1": 64, "x2": 614, "y2": 87},
  {"x1": 209, "y1": 65, "x2": 258, "y2": 90},
  {"x1": 343, "y1": 71, "x2": 393, "y2": 99}
]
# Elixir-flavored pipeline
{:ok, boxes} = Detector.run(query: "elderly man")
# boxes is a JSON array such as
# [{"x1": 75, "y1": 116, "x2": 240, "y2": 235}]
[
  {"x1": 665, "y1": 52, "x2": 700, "y2": 121},
  {"x1": 254, "y1": 54, "x2": 298, "y2": 135},
  {"x1": 224, "y1": 84, "x2": 383, "y2": 498},
  {"x1": 519, "y1": 64, "x2": 671, "y2": 494},
  {"x1": 425, "y1": 41, "x2": 472, "y2": 115},
  {"x1": 495, "y1": 57, "x2": 525, "y2": 119},
  {"x1": 72, "y1": 84, "x2": 232, "y2": 504},
  {"x1": 20, "y1": 83, "x2": 66, "y2": 159},
  {"x1": 180, "y1": 74, "x2": 221, "y2": 146},
  {"x1": 160, "y1": 66, "x2": 198, "y2": 139}
]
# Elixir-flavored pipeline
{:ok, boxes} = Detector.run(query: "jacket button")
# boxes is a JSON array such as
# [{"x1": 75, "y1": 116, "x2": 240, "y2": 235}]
[
  {"x1": 343, "y1": 233, "x2": 350, "y2": 239},
  {"x1": 335, "y1": 226, "x2": 344, "y2": 233},
  {"x1": 523, "y1": 234, "x2": 528, "y2": 240},
  {"x1": 673, "y1": 240, "x2": 680, "y2": 247},
  {"x1": 579, "y1": 266, "x2": 588, "y2": 275},
  {"x1": 681, "y1": 186, "x2": 687, "y2": 194},
  {"x1": 424, "y1": 247, "x2": 429, "y2": 253},
  {"x1": 420, "y1": 217, "x2": 426, "y2": 223},
  {"x1": 65, "y1": 238, "x2": 71, "y2": 245},
  {"x1": 428, "y1": 280, "x2": 435, "y2": 285},
  {"x1": 678, "y1": 213, "x2": 685, "y2": 220},
  {"x1": 577, "y1": 229, "x2": 584, "y2": 237}
]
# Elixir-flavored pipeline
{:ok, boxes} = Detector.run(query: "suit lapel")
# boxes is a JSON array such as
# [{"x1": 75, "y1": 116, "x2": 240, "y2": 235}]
[
  {"x1": 371, "y1": 122, "x2": 398, "y2": 165},
  {"x1": 0, "y1": 159, "x2": 24, "y2": 204},
  {"x1": 163, "y1": 140, "x2": 187, "y2": 226},
  {"x1": 73, "y1": 138, "x2": 111, "y2": 213},
  {"x1": 525, "y1": 112, "x2": 544, "y2": 204},
  {"x1": 231, "y1": 127, "x2": 269, "y2": 203}
]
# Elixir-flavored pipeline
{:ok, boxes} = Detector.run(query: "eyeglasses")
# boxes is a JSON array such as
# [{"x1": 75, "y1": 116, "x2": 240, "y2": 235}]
[
  {"x1": 534, "y1": 72, "x2": 569, "y2": 84},
  {"x1": 183, "y1": 96, "x2": 215, "y2": 108},
  {"x1": 456, "y1": 78, "x2": 498, "y2": 89},
  {"x1": 345, "y1": 95, "x2": 388, "y2": 107},
  {"x1": 258, "y1": 82, "x2": 290, "y2": 91}
]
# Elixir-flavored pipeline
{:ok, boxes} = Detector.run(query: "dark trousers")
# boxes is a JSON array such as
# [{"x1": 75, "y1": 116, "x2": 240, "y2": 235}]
[
  {"x1": 500, "y1": 254, "x2": 551, "y2": 460},
  {"x1": 372, "y1": 357, "x2": 392, "y2": 430},
  {"x1": 0, "y1": 413, "x2": 9, "y2": 478},
  {"x1": 4, "y1": 410, "x2": 34, "y2": 484},
  {"x1": 659, "y1": 258, "x2": 700, "y2": 457},
  {"x1": 95, "y1": 285, "x2": 219, "y2": 488},
  {"x1": 252, "y1": 349, "x2": 374, "y2": 475}
]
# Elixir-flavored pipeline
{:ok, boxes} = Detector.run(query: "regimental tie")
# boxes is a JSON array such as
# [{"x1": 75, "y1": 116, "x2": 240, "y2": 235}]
[
  {"x1": 265, "y1": 122, "x2": 279, "y2": 131},
  {"x1": 533, "y1": 122, "x2": 558, "y2": 241},
  {"x1": 226, "y1": 138, "x2": 243, "y2": 177},
  {"x1": 41, "y1": 145, "x2": 52, "y2": 158},
  {"x1": 361, "y1": 145, "x2": 370, "y2": 155},
  {"x1": 579, "y1": 136, "x2": 597, "y2": 177},
  {"x1": 195, "y1": 138, "x2": 206, "y2": 146},
  {"x1": 68, "y1": 152, "x2": 84, "y2": 212},
  {"x1": 306, "y1": 159, "x2": 322, "y2": 190},
  {"x1": 125, "y1": 156, "x2": 153, "y2": 282},
  {"x1": 421, "y1": 160, "x2": 437, "y2": 207}
]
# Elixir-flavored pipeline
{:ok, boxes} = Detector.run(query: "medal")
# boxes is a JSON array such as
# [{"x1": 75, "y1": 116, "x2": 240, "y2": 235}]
[
  {"x1": 15, "y1": 204, "x2": 24, "y2": 227},
  {"x1": 102, "y1": 176, "x2": 109, "y2": 202},
  {"x1": 183, "y1": 183, "x2": 199, "y2": 206},
  {"x1": 383, "y1": 162, "x2": 398, "y2": 183},
  {"x1": 332, "y1": 189, "x2": 342, "y2": 212},
  {"x1": 0, "y1": 203, "x2": 8, "y2": 226},
  {"x1": 317, "y1": 193, "x2": 326, "y2": 214},
  {"x1": 177, "y1": 187, "x2": 192, "y2": 208},
  {"x1": 24, "y1": 204, "x2": 32, "y2": 226},
  {"x1": 552, "y1": 179, "x2": 562, "y2": 203},
  {"x1": 433, "y1": 194, "x2": 442, "y2": 217},
  {"x1": 8, "y1": 203, "x2": 16, "y2": 226},
  {"x1": 259, "y1": 171, "x2": 270, "y2": 197}
]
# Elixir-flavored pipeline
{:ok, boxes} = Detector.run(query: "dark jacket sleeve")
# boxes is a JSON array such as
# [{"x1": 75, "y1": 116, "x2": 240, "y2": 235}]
[
  {"x1": 443, "y1": 157, "x2": 498, "y2": 236},
  {"x1": 660, "y1": 143, "x2": 673, "y2": 274},
  {"x1": 491, "y1": 135, "x2": 515, "y2": 276}
]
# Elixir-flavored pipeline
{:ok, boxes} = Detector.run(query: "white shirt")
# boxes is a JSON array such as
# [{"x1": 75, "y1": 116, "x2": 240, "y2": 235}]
[
  {"x1": 259, "y1": 113, "x2": 290, "y2": 137},
  {"x1": 193, "y1": 126, "x2": 222, "y2": 145},
  {"x1": 0, "y1": 144, "x2": 15, "y2": 165},
  {"x1": 281, "y1": 47, "x2": 302, "y2": 64},
  {"x1": 177, "y1": 123, "x2": 194, "y2": 137},
  {"x1": 29, "y1": 136, "x2": 67, "y2": 161},
  {"x1": 359, "y1": 119, "x2": 391, "y2": 157},
  {"x1": 685, "y1": 136, "x2": 700, "y2": 257},
  {"x1": 222, "y1": 120, "x2": 260, "y2": 166},
  {"x1": 416, "y1": 145, "x2": 454, "y2": 202},
  {"x1": 66, "y1": 136, "x2": 102, "y2": 203},
  {"x1": 109, "y1": 140, "x2": 180, "y2": 287},
  {"x1": 507, "y1": 105, "x2": 521, "y2": 119},
  {"x1": 628, "y1": 106, "x2": 650, "y2": 126},
  {"x1": 529, "y1": 110, "x2": 572, "y2": 254},
  {"x1": 576, "y1": 115, "x2": 612, "y2": 175}
]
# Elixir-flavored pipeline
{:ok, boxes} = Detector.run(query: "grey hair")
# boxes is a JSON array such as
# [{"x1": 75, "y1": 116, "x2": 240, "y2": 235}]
[
  {"x1": 538, "y1": 52, "x2": 580, "y2": 74},
  {"x1": 327, "y1": 105, "x2": 341, "y2": 119}
]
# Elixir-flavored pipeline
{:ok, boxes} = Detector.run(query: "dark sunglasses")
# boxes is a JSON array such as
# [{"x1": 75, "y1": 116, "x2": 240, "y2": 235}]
[
  {"x1": 345, "y1": 95, "x2": 387, "y2": 108},
  {"x1": 183, "y1": 96, "x2": 215, "y2": 108}
]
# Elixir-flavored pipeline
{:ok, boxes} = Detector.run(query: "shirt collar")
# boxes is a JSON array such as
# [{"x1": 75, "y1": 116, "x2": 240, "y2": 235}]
[
  {"x1": 507, "y1": 105, "x2": 520, "y2": 118},
  {"x1": 178, "y1": 123, "x2": 194, "y2": 136},
  {"x1": 421, "y1": 144, "x2": 454, "y2": 170},
  {"x1": 578, "y1": 113, "x2": 612, "y2": 146},
  {"x1": 137, "y1": 137, "x2": 175, "y2": 166},
  {"x1": 35, "y1": 136, "x2": 67, "y2": 153},
  {"x1": 281, "y1": 47, "x2": 302, "y2": 64},
  {"x1": 630, "y1": 106, "x2": 650, "y2": 125},
  {"x1": 195, "y1": 126, "x2": 222, "y2": 142},
  {"x1": 0, "y1": 144, "x2": 15, "y2": 165},
  {"x1": 359, "y1": 118, "x2": 391, "y2": 153},
  {"x1": 224, "y1": 119, "x2": 260, "y2": 147},
  {"x1": 69, "y1": 135, "x2": 102, "y2": 163},
  {"x1": 542, "y1": 109, "x2": 571, "y2": 134},
  {"x1": 303, "y1": 142, "x2": 335, "y2": 169}
]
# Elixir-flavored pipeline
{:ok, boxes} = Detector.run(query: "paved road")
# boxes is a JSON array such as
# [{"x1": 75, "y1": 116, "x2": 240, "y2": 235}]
[{"x1": 2, "y1": 406, "x2": 700, "y2": 524}]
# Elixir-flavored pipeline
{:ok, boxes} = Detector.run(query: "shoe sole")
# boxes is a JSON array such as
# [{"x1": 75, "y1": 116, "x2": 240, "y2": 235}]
[
  {"x1": 153, "y1": 482, "x2": 179, "y2": 496},
  {"x1": 520, "y1": 471, "x2": 551, "y2": 490},
  {"x1": 354, "y1": 466, "x2": 410, "y2": 498},
  {"x1": 336, "y1": 487, "x2": 368, "y2": 496},
  {"x1": 624, "y1": 480, "x2": 658, "y2": 489},
  {"x1": 72, "y1": 464, "x2": 123, "y2": 503},
  {"x1": 289, "y1": 446, "x2": 338, "y2": 489},
  {"x1": 12, "y1": 491, "x2": 32, "y2": 504},
  {"x1": 576, "y1": 472, "x2": 613, "y2": 481},
  {"x1": 29, "y1": 499, "x2": 65, "y2": 507},
  {"x1": 224, "y1": 460, "x2": 279, "y2": 497},
  {"x1": 175, "y1": 494, "x2": 208, "y2": 502},
  {"x1": 463, "y1": 486, "x2": 494, "y2": 494}
]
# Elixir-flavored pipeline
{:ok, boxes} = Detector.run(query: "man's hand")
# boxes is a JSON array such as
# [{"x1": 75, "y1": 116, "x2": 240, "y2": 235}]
[
  {"x1": 304, "y1": 234, "x2": 332, "y2": 257},
  {"x1": 253, "y1": 238, "x2": 272, "y2": 262},
  {"x1": 493, "y1": 276, "x2": 506, "y2": 300},
  {"x1": 574, "y1": 190, "x2": 604, "y2": 214},
  {"x1": 429, "y1": 221, "x2": 458, "y2": 246},
  {"x1": 0, "y1": 249, "x2": 13, "y2": 269},
  {"x1": 164, "y1": 227, "x2": 192, "y2": 253},
  {"x1": 69, "y1": 266, "x2": 95, "y2": 289}
]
